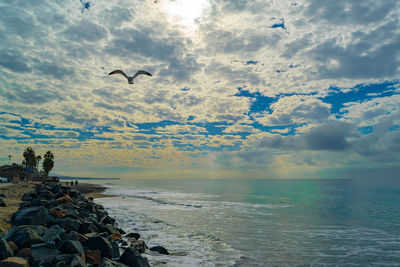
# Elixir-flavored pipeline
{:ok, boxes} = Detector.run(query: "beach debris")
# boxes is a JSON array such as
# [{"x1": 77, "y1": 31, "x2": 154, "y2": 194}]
[{"x1": 108, "y1": 70, "x2": 152, "y2": 84}]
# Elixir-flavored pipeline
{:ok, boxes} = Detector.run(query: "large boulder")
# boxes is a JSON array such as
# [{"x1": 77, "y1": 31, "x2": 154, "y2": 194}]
[
  {"x1": 42, "y1": 225, "x2": 65, "y2": 245},
  {"x1": 0, "y1": 237, "x2": 13, "y2": 260},
  {"x1": 0, "y1": 199, "x2": 6, "y2": 207},
  {"x1": 55, "y1": 254, "x2": 86, "y2": 267},
  {"x1": 99, "y1": 258, "x2": 129, "y2": 267},
  {"x1": 11, "y1": 206, "x2": 49, "y2": 226},
  {"x1": 15, "y1": 248, "x2": 30, "y2": 260},
  {"x1": 84, "y1": 236, "x2": 113, "y2": 259},
  {"x1": 119, "y1": 248, "x2": 150, "y2": 267},
  {"x1": 31, "y1": 243, "x2": 60, "y2": 263},
  {"x1": 52, "y1": 217, "x2": 81, "y2": 232},
  {"x1": 85, "y1": 250, "x2": 101, "y2": 265},
  {"x1": 21, "y1": 190, "x2": 37, "y2": 201},
  {"x1": 58, "y1": 240, "x2": 84, "y2": 255},
  {"x1": 0, "y1": 257, "x2": 29, "y2": 267},
  {"x1": 4, "y1": 226, "x2": 44, "y2": 248}
]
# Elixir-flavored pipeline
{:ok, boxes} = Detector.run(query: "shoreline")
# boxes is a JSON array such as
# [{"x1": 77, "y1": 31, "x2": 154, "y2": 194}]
[
  {"x1": 0, "y1": 181, "x2": 165, "y2": 266},
  {"x1": 0, "y1": 182, "x2": 112, "y2": 224}
]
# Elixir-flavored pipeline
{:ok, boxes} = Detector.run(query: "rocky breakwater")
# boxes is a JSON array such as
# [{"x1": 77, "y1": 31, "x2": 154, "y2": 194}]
[{"x1": 0, "y1": 183, "x2": 169, "y2": 267}]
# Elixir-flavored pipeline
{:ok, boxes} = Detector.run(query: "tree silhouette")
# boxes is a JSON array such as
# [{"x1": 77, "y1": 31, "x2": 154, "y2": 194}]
[
  {"x1": 43, "y1": 151, "x2": 54, "y2": 180},
  {"x1": 23, "y1": 147, "x2": 37, "y2": 182}
]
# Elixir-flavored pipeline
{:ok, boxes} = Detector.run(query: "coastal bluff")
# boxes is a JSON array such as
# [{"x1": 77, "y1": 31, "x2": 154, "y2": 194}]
[{"x1": 0, "y1": 183, "x2": 169, "y2": 266}]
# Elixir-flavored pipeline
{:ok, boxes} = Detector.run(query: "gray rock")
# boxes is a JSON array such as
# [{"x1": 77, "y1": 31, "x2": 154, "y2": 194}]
[
  {"x1": 53, "y1": 217, "x2": 81, "y2": 232},
  {"x1": 0, "y1": 237, "x2": 13, "y2": 260},
  {"x1": 110, "y1": 239, "x2": 120, "y2": 259},
  {"x1": 31, "y1": 243, "x2": 60, "y2": 262},
  {"x1": 84, "y1": 236, "x2": 114, "y2": 259},
  {"x1": 149, "y1": 245, "x2": 169, "y2": 255},
  {"x1": 103, "y1": 224, "x2": 119, "y2": 235},
  {"x1": 100, "y1": 257, "x2": 129, "y2": 267},
  {"x1": 0, "y1": 198, "x2": 6, "y2": 207},
  {"x1": 43, "y1": 225, "x2": 65, "y2": 245},
  {"x1": 119, "y1": 247, "x2": 150, "y2": 267},
  {"x1": 11, "y1": 206, "x2": 49, "y2": 226},
  {"x1": 125, "y1": 233, "x2": 140, "y2": 240},
  {"x1": 58, "y1": 240, "x2": 84, "y2": 255},
  {"x1": 78, "y1": 222, "x2": 98, "y2": 234},
  {"x1": 5, "y1": 225, "x2": 45, "y2": 248},
  {"x1": 55, "y1": 254, "x2": 87, "y2": 267},
  {"x1": 21, "y1": 190, "x2": 37, "y2": 201},
  {"x1": 0, "y1": 193, "x2": 7, "y2": 198},
  {"x1": 130, "y1": 240, "x2": 147, "y2": 254}
]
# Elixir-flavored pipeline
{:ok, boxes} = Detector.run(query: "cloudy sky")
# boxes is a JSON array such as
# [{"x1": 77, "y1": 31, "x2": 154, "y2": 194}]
[{"x1": 0, "y1": 0, "x2": 399, "y2": 179}]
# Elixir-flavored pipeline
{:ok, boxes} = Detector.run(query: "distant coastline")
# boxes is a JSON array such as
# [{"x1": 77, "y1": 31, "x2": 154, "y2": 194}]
[{"x1": 59, "y1": 176, "x2": 120, "y2": 181}]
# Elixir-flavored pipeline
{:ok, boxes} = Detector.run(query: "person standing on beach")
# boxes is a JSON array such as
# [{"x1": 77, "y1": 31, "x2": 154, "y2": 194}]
[{"x1": 75, "y1": 180, "x2": 78, "y2": 190}]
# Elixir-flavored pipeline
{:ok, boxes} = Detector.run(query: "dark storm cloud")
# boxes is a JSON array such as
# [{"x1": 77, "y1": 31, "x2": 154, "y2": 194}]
[
  {"x1": 302, "y1": 122, "x2": 356, "y2": 151},
  {"x1": 259, "y1": 121, "x2": 358, "y2": 152}
]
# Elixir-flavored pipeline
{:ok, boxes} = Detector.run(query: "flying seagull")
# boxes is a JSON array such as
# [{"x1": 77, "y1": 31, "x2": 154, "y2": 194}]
[{"x1": 108, "y1": 69, "x2": 152, "y2": 84}]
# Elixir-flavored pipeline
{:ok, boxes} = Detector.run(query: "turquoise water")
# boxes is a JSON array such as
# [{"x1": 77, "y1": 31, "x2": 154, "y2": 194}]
[{"x1": 96, "y1": 178, "x2": 400, "y2": 266}]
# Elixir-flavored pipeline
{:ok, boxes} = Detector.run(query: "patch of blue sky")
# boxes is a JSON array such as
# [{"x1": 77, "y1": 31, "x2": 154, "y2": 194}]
[
  {"x1": 234, "y1": 87, "x2": 275, "y2": 114},
  {"x1": 271, "y1": 22, "x2": 286, "y2": 30},
  {"x1": 80, "y1": 0, "x2": 91, "y2": 13},
  {"x1": 245, "y1": 61, "x2": 258, "y2": 65},
  {"x1": 322, "y1": 81, "x2": 400, "y2": 116},
  {"x1": 358, "y1": 126, "x2": 373, "y2": 134}
]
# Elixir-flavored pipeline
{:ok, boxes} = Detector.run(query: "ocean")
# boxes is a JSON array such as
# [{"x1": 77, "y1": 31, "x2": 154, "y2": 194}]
[{"x1": 94, "y1": 178, "x2": 400, "y2": 266}]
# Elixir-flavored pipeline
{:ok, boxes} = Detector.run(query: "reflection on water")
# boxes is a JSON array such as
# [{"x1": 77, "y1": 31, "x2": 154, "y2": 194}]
[{"x1": 98, "y1": 178, "x2": 400, "y2": 266}]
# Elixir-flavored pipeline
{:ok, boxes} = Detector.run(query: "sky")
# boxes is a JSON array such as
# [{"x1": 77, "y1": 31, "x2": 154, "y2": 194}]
[{"x1": 0, "y1": 0, "x2": 399, "y2": 179}]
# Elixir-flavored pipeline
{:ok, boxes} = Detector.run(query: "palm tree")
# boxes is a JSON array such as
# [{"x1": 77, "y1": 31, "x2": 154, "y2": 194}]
[
  {"x1": 42, "y1": 151, "x2": 54, "y2": 180},
  {"x1": 8, "y1": 155, "x2": 12, "y2": 165},
  {"x1": 36, "y1": 155, "x2": 42, "y2": 171},
  {"x1": 23, "y1": 147, "x2": 37, "y2": 182}
]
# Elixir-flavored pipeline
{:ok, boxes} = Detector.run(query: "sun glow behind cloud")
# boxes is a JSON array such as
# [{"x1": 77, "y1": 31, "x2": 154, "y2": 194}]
[{"x1": 161, "y1": 0, "x2": 210, "y2": 30}]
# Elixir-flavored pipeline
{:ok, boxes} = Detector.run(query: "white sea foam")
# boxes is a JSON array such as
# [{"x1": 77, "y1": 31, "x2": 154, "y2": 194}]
[{"x1": 96, "y1": 181, "x2": 400, "y2": 266}]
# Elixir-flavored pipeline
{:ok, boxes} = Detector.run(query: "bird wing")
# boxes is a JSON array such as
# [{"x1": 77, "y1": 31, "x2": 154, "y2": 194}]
[
  {"x1": 108, "y1": 70, "x2": 128, "y2": 78},
  {"x1": 132, "y1": 70, "x2": 152, "y2": 80}
]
